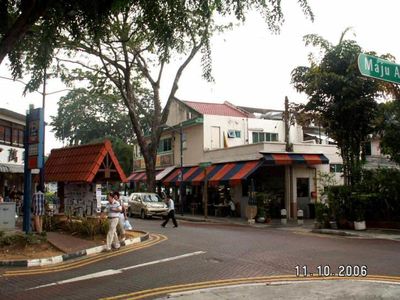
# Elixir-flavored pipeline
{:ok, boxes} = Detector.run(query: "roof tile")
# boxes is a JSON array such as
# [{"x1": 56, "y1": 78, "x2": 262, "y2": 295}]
[
  {"x1": 183, "y1": 101, "x2": 249, "y2": 117},
  {"x1": 45, "y1": 140, "x2": 127, "y2": 183}
]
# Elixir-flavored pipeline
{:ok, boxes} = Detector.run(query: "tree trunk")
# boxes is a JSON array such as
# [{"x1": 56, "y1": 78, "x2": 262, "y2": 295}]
[{"x1": 142, "y1": 151, "x2": 157, "y2": 192}]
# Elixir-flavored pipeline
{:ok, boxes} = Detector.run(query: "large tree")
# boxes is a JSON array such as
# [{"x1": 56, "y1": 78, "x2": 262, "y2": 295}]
[
  {"x1": 54, "y1": 1, "x2": 313, "y2": 192},
  {"x1": 0, "y1": 0, "x2": 132, "y2": 80},
  {"x1": 2, "y1": 1, "x2": 313, "y2": 94},
  {"x1": 375, "y1": 100, "x2": 400, "y2": 164},
  {"x1": 291, "y1": 29, "x2": 385, "y2": 186},
  {"x1": 50, "y1": 88, "x2": 135, "y2": 145}
]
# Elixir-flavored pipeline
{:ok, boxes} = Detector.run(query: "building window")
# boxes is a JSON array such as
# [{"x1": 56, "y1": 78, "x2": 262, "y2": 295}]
[
  {"x1": 0, "y1": 126, "x2": 4, "y2": 142},
  {"x1": 235, "y1": 130, "x2": 241, "y2": 138},
  {"x1": 0, "y1": 125, "x2": 24, "y2": 147},
  {"x1": 12, "y1": 128, "x2": 19, "y2": 145},
  {"x1": 4, "y1": 127, "x2": 11, "y2": 144},
  {"x1": 297, "y1": 178, "x2": 309, "y2": 198},
  {"x1": 18, "y1": 130, "x2": 24, "y2": 146},
  {"x1": 252, "y1": 132, "x2": 278, "y2": 143},
  {"x1": 158, "y1": 138, "x2": 172, "y2": 153},
  {"x1": 330, "y1": 164, "x2": 343, "y2": 173}
]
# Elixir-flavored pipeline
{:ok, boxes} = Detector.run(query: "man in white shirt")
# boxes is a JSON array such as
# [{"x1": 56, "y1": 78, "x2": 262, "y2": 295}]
[
  {"x1": 104, "y1": 192, "x2": 122, "y2": 251},
  {"x1": 161, "y1": 195, "x2": 178, "y2": 228}
]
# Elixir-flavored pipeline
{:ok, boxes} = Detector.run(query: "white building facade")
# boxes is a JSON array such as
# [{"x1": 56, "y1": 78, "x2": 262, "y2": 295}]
[
  {"x1": 131, "y1": 99, "x2": 344, "y2": 219},
  {"x1": 0, "y1": 108, "x2": 26, "y2": 199}
]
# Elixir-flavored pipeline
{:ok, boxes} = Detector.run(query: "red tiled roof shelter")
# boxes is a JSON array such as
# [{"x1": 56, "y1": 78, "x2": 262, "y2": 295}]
[
  {"x1": 45, "y1": 140, "x2": 127, "y2": 183},
  {"x1": 183, "y1": 100, "x2": 249, "y2": 117}
]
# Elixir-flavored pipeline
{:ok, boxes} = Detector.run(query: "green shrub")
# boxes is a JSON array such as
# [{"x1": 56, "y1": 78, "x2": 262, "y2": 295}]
[
  {"x1": 315, "y1": 202, "x2": 330, "y2": 227},
  {"x1": 327, "y1": 185, "x2": 353, "y2": 221},
  {"x1": 0, "y1": 232, "x2": 46, "y2": 247}
]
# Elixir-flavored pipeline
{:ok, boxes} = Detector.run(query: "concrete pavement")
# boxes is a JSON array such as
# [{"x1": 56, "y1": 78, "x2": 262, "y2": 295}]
[{"x1": 156, "y1": 280, "x2": 400, "y2": 300}]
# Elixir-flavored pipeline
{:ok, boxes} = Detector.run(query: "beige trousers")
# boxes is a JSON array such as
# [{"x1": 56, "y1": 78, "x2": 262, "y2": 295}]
[{"x1": 106, "y1": 218, "x2": 120, "y2": 250}]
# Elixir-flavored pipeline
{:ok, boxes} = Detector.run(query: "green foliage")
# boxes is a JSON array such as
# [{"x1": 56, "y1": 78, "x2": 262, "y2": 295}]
[
  {"x1": 375, "y1": 100, "x2": 400, "y2": 164},
  {"x1": 291, "y1": 30, "x2": 385, "y2": 185},
  {"x1": 46, "y1": 216, "x2": 110, "y2": 240},
  {"x1": 0, "y1": 232, "x2": 47, "y2": 247},
  {"x1": 315, "y1": 202, "x2": 330, "y2": 226},
  {"x1": 327, "y1": 169, "x2": 400, "y2": 225},
  {"x1": 358, "y1": 169, "x2": 400, "y2": 222},
  {"x1": 50, "y1": 88, "x2": 135, "y2": 145},
  {"x1": 327, "y1": 185, "x2": 353, "y2": 222},
  {"x1": 2, "y1": 0, "x2": 313, "y2": 91}
]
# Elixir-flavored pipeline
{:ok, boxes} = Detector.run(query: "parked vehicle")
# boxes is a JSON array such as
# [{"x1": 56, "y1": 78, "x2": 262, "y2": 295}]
[
  {"x1": 100, "y1": 195, "x2": 108, "y2": 212},
  {"x1": 128, "y1": 193, "x2": 168, "y2": 219},
  {"x1": 119, "y1": 192, "x2": 129, "y2": 211}
]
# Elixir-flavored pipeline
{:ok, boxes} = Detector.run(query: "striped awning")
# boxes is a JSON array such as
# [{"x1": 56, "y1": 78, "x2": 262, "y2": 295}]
[
  {"x1": 162, "y1": 160, "x2": 262, "y2": 186},
  {"x1": 262, "y1": 153, "x2": 329, "y2": 165},
  {"x1": 127, "y1": 168, "x2": 173, "y2": 182}
]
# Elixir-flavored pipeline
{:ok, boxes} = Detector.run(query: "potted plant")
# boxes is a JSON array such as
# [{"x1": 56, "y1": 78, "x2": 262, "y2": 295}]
[
  {"x1": 353, "y1": 206, "x2": 366, "y2": 230},
  {"x1": 353, "y1": 193, "x2": 367, "y2": 231}
]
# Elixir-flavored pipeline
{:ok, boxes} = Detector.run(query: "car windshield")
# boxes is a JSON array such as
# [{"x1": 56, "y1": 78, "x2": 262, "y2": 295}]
[{"x1": 142, "y1": 194, "x2": 162, "y2": 202}]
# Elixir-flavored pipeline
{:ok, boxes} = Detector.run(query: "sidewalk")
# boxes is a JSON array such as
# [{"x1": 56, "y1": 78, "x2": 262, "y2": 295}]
[
  {"x1": 156, "y1": 280, "x2": 400, "y2": 300},
  {"x1": 175, "y1": 214, "x2": 400, "y2": 241},
  {"x1": 47, "y1": 231, "x2": 99, "y2": 253},
  {"x1": 0, "y1": 230, "x2": 149, "y2": 267}
]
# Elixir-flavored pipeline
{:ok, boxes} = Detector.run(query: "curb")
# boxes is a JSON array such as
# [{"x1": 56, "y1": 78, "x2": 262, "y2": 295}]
[
  {"x1": 0, "y1": 231, "x2": 150, "y2": 268},
  {"x1": 312, "y1": 228, "x2": 369, "y2": 237}
]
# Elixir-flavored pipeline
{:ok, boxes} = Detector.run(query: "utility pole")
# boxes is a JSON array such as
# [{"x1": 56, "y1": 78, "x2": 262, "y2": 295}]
[
  {"x1": 179, "y1": 123, "x2": 184, "y2": 215},
  {"x1": 39, "y1": 68, "x2": 46, "y2": 192},
  {"x1": 284, "y1": 96, "x2": 292, "y2": 152}
]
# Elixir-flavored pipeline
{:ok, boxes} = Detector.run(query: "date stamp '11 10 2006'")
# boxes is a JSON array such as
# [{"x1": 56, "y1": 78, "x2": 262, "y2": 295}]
[{"x1": 295, "y1": 265, "x2": 368, "y2": 278}]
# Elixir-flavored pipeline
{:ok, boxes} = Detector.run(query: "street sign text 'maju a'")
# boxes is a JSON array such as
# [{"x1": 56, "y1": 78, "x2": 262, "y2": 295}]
[{"x1": 358, "y1": 53, "x2": 400, "y2": 84}]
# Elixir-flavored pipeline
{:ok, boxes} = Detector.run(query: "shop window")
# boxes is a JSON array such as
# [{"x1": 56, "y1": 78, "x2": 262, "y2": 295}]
[
  {"x1": 330, "y1": 164, "x2": 343, "y2": 173},
  {"x1": 296, "y1": 178, "x2": 309, "y2": 198}
]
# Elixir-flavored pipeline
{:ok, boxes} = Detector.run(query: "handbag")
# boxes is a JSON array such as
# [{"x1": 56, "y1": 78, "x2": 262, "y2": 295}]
[{"x1": 124, "y1": 219, "x2": 133, "y2": 230}]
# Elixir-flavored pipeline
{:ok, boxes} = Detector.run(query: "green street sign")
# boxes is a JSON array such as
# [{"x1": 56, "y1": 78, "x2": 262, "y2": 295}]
[
  {"x1": 358, "y1": 53, "x2": 400, "y2": 84},
  {"x1": 199, "y1": 161, "x2": 212, "y2": 168}
]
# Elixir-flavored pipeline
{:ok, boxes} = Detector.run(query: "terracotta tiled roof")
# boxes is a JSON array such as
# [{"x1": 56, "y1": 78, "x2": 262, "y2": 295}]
[
  {"x1": 45, "y1": 140, "x2": 127, "y2": 183},
  {"x1": 183, "y1": 100, "x2": 249, "y2": 117}
]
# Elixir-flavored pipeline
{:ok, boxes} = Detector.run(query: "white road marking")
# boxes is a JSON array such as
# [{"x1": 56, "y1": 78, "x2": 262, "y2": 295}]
[
  {"x1": 27, "y1": 251, "x2": 206, "y2": 290},
  {"x1": 121, "y1": 251, "x2": 206, "y2": 271}
]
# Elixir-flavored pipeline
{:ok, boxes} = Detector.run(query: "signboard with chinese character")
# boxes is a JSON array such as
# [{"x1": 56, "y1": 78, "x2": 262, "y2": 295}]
[{"x1": 26, "y1": 108, "x2": 44, "y2": 169}]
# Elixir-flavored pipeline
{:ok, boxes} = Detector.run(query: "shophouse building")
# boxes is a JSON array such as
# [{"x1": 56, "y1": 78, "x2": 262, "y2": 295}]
[
  {"x1": 0, "y1": 108, "x2": 26, "y2": 199},
  {"x1": 129, "y1": 99, "x2": 344, "y2": 219}
]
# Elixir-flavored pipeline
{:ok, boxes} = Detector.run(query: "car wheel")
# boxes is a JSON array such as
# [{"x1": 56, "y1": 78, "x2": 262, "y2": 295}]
[{"x1": 140, "y1": 209, "x2": 145, "y2": 219}]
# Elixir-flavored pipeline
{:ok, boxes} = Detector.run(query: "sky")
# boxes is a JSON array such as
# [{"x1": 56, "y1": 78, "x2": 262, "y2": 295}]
[{"x1": 1, "y1": 0, "x2": 400, "y2": 154}]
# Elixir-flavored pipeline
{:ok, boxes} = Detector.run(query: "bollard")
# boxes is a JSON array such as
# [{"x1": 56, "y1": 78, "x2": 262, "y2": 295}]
[
  {"x1": 280, "y1": 209, "x2": 287, "y2": 225},
  {"x1": 297, "y1": 209, "x2": 304, "y2": 225}
]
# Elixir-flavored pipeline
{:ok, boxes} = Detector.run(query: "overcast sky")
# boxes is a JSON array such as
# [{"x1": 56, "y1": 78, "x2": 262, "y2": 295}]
[{"x1": 1, "y1": 0, "x2": 399, "y2": 154}]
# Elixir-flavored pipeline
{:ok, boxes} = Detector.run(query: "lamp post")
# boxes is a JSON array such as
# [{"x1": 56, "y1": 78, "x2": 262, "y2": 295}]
[{"x1": 162, "y1": 123, "x2": 184, "y2": 215}]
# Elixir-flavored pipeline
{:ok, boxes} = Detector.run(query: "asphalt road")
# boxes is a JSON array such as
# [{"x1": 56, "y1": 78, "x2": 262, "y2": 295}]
[{"x1": 1, "y1": 217, "x2": 400, "y2": 299}]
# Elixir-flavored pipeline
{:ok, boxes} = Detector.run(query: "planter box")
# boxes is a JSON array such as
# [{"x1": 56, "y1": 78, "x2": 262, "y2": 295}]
[{"x1": 354, "y1": 220, "x2": 366, "y2": 231}]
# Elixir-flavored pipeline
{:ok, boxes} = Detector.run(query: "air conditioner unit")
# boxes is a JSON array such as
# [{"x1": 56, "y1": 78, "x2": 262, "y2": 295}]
[{"x1": 227, "y1": 130, "x2": 235, "y2": 138}]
